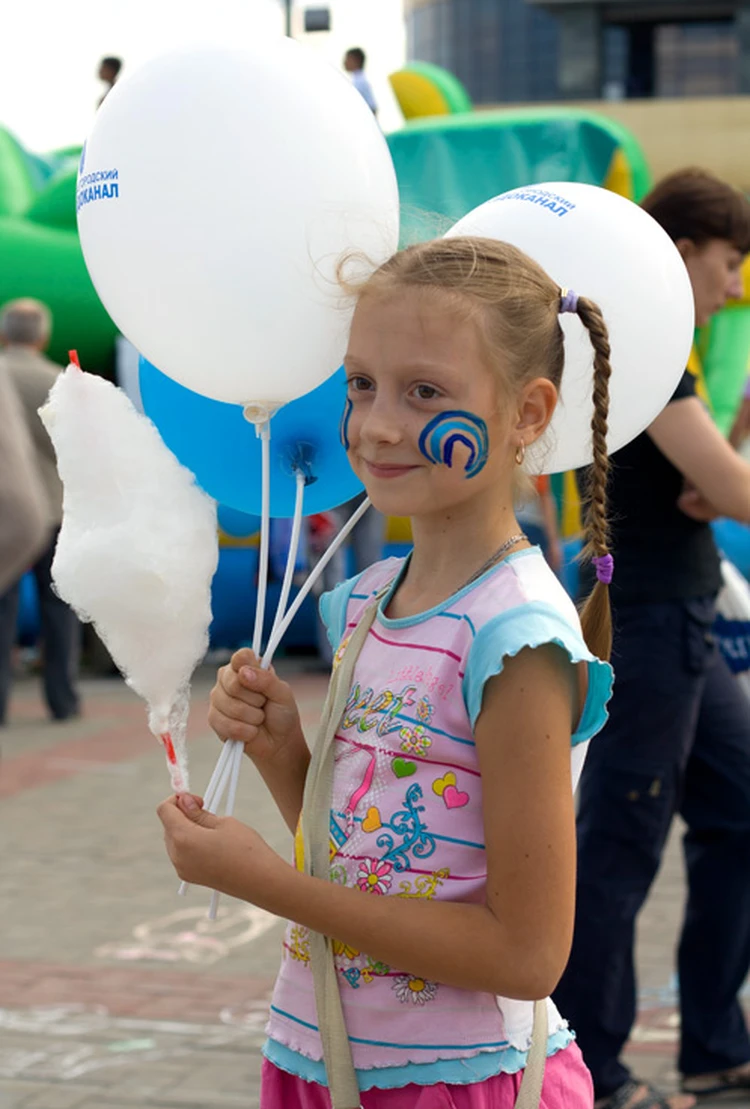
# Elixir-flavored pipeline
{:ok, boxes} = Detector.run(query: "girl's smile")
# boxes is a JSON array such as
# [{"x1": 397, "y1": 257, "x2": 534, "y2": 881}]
[{"x1": 363, "y1": 459, "x2": 420, "y2": 480}]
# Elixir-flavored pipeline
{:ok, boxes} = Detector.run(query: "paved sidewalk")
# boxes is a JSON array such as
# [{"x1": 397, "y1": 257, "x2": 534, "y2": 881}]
[{"x1": 0, "y1": 666, "x2": 747, "y2": 1108}]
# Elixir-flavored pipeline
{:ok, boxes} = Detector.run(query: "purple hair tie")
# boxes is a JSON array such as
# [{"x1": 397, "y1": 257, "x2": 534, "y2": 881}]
[
  {"x1": 593, "y1": 553, "x2": 614, "y2": 585},
  {"x1": 560, "y1": 288, "x2": 579, "y2": 314}
]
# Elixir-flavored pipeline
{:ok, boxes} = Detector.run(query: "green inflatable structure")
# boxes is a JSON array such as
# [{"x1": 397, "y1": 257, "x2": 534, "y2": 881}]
[
  {"x1": 385, "y1": 106, "x2": 653, "y2": 245},
  {"x1": 0, "y1": 128, "x2": 116, "y2": 373}
]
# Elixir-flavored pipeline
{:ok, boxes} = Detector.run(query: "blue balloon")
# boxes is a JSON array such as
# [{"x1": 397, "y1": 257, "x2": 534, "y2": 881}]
[
  {"x1": 139, "y1": 359, "x2": 364, "y2": 517},
  {"x1": 217, "y1": 505, "x2": 260, "y2": 540}
]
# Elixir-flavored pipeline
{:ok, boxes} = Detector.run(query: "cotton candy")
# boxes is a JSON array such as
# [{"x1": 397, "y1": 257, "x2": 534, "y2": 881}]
[{"x1": 39, "y1": 362, "x2": 218, "y2": 790}]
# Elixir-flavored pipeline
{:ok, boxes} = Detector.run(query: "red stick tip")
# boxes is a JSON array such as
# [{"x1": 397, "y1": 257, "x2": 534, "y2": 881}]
[
  {"x1": 68, "y1": 350, "x2": 81, "y2": 368},
  {"x1": 160, "y1": 732, "x2": 178, "y2": 766}
]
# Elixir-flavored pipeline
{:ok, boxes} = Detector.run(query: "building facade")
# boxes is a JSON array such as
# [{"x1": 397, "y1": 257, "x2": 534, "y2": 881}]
[
  {"x1": 404, "y1": 0, "x2": 561, "y2": 103},
  {"x1": 405, "y1": 0, "x2": 750, "y2": 102}
]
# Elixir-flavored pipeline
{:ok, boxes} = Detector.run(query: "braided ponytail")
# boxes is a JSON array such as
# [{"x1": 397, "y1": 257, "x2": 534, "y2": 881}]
[{"x1": 576, "y1": 297, "x2": 613, "y2": 662}]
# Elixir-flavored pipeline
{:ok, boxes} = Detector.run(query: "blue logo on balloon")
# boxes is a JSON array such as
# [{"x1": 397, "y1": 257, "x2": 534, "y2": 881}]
[
  {"x1": 418, "y1": 410, "x2": 489, "y2": 478},
  {"x1": 139, "y1": 359, "x2": 364, "y2": 517}
]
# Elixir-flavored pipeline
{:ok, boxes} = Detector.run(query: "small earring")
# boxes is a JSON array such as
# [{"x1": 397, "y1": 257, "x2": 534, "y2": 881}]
[{"x1": 515, "y1": 441, "x2": 526, "y2": 466}]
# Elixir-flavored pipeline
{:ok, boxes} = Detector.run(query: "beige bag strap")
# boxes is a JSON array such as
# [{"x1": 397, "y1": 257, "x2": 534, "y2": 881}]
[
  {"x1": 514, "y1": 1000, "x2": 548, "y2": 1109},
  {"x1": 301, "y1": 588, "x2": 549, "y2": 1109},
  {"x1": 301, "y1": 592, "x2": 385, "y2": 1109}
]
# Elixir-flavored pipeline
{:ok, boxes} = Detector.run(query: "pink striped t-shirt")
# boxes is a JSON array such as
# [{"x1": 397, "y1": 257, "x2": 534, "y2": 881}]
[{"x1": 264, "y1": 548, "x2": 612, "y2": 1088}]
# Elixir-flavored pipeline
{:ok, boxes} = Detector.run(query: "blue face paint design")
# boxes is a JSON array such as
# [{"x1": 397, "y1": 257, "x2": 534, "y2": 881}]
[
  {"x1": 340, "y1": 397, "x2": 353, "y2": 451},
  {"x1": 418, "y1": 410, "x2": 489, "y2": 478}
]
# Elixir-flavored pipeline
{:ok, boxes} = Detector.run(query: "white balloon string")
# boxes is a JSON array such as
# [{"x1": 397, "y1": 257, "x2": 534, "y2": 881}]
[
  {"x1": 203, "y1": 420, "x2": 272, "y2": 917},
  {"x1": 177, "y1": 739, "x2": 234, "y2": 896},
  {"x1": 266, "y1": 470, "x2": 306, "y2": 661},
  {"x1": 262, "y1": 497, "x2": 371, "y2": 668},
  {"x1": 204, "y1": 739, "x2": 235, "y2": 812},
  {"x1": 253, "y1": 421, "x2": 272, "y2": 656},
  {"x1": 207, "y1": 740, "x2": 244, "y2": 921}
]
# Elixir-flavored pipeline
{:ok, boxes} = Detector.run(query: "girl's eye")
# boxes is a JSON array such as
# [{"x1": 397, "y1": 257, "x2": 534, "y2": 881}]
[
  {"x1": 413, "y1": 383, "x2": 440, "y2": 401},
  {"x1": 347, "y1": 375, "x2": 373, "y2": 393}
]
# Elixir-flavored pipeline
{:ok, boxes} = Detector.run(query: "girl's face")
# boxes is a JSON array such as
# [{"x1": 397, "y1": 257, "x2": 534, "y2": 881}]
[{"x1": 343, "y1": 288, "x2": 520, "y2": 520}]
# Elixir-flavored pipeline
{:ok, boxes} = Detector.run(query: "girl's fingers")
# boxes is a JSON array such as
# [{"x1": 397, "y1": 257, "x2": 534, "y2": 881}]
[
  {"x1": 230, "y1": 648, "x2": 261, "y2": 672},
  {"x1": 237, "y1": 664, "x2": 295, "y2": 707},
  {"x1": 207, "y1": 706, "x2": 262, "y2": 746},
  {"x1": 217, "y1": 665, "x2": 267, "y2": 707},
  {"x1": 209, "y1": 694, "x2": 264, "y2": 729}
]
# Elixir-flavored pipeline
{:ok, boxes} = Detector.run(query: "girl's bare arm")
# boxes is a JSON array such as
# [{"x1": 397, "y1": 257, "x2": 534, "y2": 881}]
[{"x1": 207, "y1": 644, "x2": 577, "y2": 999}]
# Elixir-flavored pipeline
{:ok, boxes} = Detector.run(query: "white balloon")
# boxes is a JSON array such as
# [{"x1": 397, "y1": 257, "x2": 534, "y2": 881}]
[
  {"x1": 447, "y1": 182, "x2": 695, "y2": 474},
  {"x1": 77, "y1": 41, "x2": 399, "y2": 407}
]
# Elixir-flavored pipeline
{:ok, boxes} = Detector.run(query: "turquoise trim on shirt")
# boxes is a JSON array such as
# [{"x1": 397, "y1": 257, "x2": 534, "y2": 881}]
[
  {"x1": 376, "y1": 548, "x2": 540, "y2": 631},
  {"x1": 462, "y1": 601, "x2": 613, "y2": 746},
  {"x1": 262, "y1": 1027, "x2": 575, "y2": 1091},
  {"x1": 319, "y1": 548, "x2": 542, "y2": 647}
]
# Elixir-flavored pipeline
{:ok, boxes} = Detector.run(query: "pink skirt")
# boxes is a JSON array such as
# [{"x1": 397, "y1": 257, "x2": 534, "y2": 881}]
[{"x1": 260, "y1": 1043, "x2": 593, "y2": 1109}]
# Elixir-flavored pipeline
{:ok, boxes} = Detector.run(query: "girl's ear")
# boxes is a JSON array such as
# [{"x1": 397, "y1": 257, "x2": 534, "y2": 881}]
[{"x1": 514, "y1": 377, "x2": 558, "y2": 446}]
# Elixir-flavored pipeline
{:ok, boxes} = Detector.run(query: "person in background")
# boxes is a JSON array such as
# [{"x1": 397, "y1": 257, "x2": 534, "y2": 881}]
[
  {"x1": 0, "y1": 300, "x2": 80, "y2": 724},
  {"x1": 343, "y1": 47, "x2": 377, "y2": 116},
  {"x1": 97, "y1": 56, "x2": 122, "y2": 106},
  {"x1": 554, "y1": 168, "x2": 750, "y2": 1109},
  {"x1": 0, "y1": 366, "x2": 47, "y2": 595},
  {"x1": 516, "y1": 474, "x2": 563, "y2": 575}
]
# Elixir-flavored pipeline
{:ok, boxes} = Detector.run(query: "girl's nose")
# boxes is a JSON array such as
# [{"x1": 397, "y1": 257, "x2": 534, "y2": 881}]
[{"x1": 360, "y1": 399, "x2": 402, "y2": 444}]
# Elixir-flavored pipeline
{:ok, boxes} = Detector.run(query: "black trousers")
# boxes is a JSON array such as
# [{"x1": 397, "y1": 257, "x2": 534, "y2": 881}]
[
  {"x1": 0, "y1": 530, "x2": 80, "y2": 723},
  {"x1": 554, "y1": 597, "x2": 750, "y2": 1097}
]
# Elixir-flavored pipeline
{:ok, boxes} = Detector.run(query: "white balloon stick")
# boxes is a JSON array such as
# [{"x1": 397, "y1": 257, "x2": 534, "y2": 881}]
[
  {"x1": 252, "y1": 422, "x2": 272, "y2": 656},
  {"x1": 268, "y1": 471, "x2": 306, "y2": 647},
  {"x1": 190, "y1": 481, "x2": 371, "y2": 918},
  {"x1": 205, "y1": 417, "x2": 273, "y2": 918},
  {"x1": 207, "y1": 740, "x2": 244, "y2": 921},
  {"x1": 262, "y1": 497, "x2": 371, "y2": 668},
  {"x1": 177, "y1": 736, "x2": 235, "y2": 896}
]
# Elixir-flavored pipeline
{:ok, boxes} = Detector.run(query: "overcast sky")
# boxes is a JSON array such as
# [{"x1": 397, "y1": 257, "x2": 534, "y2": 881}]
[{"x1": 1, "y1": 0, "x2": 406, "y2": 155}]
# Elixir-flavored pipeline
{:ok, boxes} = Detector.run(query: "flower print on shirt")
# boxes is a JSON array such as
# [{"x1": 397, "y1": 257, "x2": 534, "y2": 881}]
[
  {"x1": 356, "y1": 857, "x2": 393, "y2": 894},
  {"x1": 398, "y1": 695, "x2": 434, "y2": 755},
  {"x1": 399, "y1": 723, "x2": 431, "y2": 756},
  {"x1": 392, "y1": 975, "x2": 438, "y2": 1005}
]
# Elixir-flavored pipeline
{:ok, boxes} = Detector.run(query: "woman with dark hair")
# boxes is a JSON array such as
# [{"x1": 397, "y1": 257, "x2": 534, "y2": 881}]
[{"x1": 554, "y1": 169, "x2": 750, "y2": 1109}]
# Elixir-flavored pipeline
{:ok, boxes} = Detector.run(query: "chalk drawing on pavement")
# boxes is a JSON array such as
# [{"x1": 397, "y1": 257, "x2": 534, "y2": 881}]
[
  {"x1": 94, "y1": 903, "x2": 279, "y2": 965},
  {"x1": 0, "y1": 1002, "x2": 266, "y2": 1081}
]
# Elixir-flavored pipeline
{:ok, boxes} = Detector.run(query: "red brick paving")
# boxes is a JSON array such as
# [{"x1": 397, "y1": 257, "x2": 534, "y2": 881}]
[
  {"x1": 0, "y1": 670, "x2": 328, "y2": 802},
  {"x1": 0, "y1": 959, "x2": 275, "y2": 1020}
]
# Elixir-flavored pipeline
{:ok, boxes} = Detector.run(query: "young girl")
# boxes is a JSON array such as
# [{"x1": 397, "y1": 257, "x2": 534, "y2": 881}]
[{"x1": 158, "y1": 237, "x2": 615, "y2": 1109}]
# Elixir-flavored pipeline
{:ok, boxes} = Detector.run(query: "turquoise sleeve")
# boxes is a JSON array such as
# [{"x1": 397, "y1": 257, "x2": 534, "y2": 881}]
[
  {"x1": 318, "y1": 573, "x2": 365, "y2": 652},
  {"x1": 462, "y1": 602, "x2": 613, "y2": 746}
]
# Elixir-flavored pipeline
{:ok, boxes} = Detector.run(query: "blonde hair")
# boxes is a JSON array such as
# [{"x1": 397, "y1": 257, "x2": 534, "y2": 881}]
[{"x1": 344, "y1": 236, "x2": 613, "y2": 661}]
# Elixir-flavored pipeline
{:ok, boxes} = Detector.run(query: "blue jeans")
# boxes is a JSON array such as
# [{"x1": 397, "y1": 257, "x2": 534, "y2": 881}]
[{"x1": 554, "y1": 597, "x2": 750, "y2": 1096}]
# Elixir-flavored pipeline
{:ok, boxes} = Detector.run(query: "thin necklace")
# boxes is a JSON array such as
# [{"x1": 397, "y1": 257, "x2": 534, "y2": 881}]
[{"x1": 458, "y1": 533, "x2": 528, "y2": 592}]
